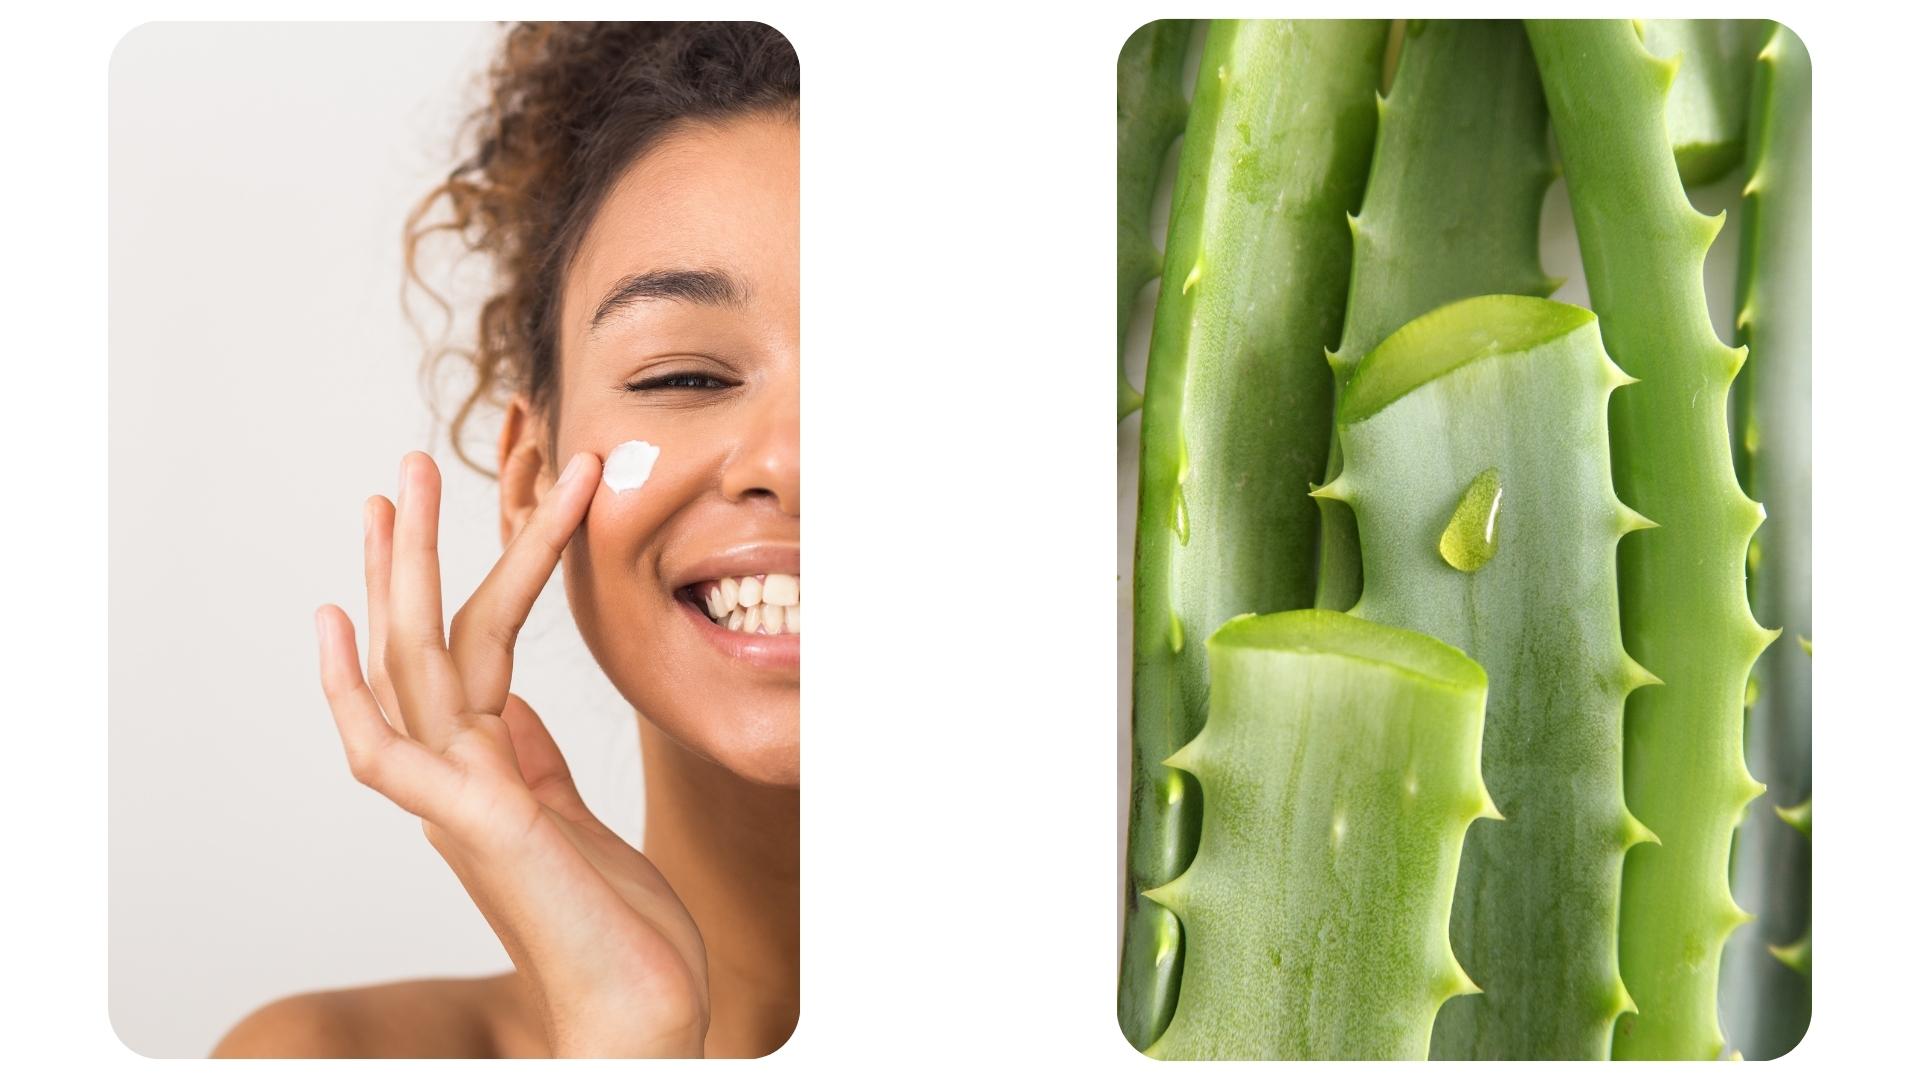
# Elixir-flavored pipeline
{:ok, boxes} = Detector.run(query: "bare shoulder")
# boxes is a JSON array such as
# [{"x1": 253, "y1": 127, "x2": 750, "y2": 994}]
[{"x1": 210, "y1": 972, "x2": 541, "y2": 1058}]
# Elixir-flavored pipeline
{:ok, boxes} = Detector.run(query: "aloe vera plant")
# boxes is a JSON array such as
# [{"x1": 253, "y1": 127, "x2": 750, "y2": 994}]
[
  {"x1": 1120, "y1": 18, "x2": 1386, "y2": 1051},
  {"x1": 1314, "y1": 19, "x2": 1558, "y2": 612},
  {"x1": 1723, "y1": 22, "x2": 1812, "y2": 1060},
  {"x1": 1638, "y1": 20, "x2": 1769, "y2": 186},
  {"x1": 1526, "y1": 20, "x2": 1777, "y2": 1060},
  {"x1": 1320, "y1": 294, "x2": 1653, "y2": 1058},
  {"x1": 1116, "y1": 19, "x2": 1192, "y2": 420},
  {"x1": 1147, "y1": 609, "x2": 1494, "y2": 1060}
]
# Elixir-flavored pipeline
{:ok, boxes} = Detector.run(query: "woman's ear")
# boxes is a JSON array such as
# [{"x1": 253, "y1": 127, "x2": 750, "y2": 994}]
[{"x1": 496, "y1": 395, "x2": 551, "y2": 548}]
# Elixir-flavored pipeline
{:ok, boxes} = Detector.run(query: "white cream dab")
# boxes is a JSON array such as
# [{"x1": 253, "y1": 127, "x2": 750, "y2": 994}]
[{"x1": 602, "y1": 439, "x2": 661, "y2": 494}]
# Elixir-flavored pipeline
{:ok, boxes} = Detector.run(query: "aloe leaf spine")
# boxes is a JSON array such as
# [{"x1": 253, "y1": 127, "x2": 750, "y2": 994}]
[
  {"x1": 1526, "y1": 20, "x2": 1776, "y2": 1060},
  {"x1": 1767, "y1": 798, "x2": 1811, "y2": 977},
  {"x1": 1723, "y1": 22, "x2": 1812, "y2": 1059},
  {"x1": 1117, "y1": 19, "x2": 1193, "y2": 421},
  {"x1": 1326, "y1": 295, "x2": 1652, "y2": 1058},
  {"x1": 1146, "y1": 610, "x2": 1495, "y2": 1060},
  {"x1": 1120, "y1": 18, "x2": 1385, "y2": 1052},
  {"x1": 1313, "y1": 19, "x2": 1558, "y2": 613}
]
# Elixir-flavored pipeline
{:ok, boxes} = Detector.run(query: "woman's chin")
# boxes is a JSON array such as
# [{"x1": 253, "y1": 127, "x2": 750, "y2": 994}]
[
  {"x1": 640, "y1": 697, "x2": 799, "y2": 789},
  {"x1": 703, "y1": 719, "x2": 799, "y2": 788}
]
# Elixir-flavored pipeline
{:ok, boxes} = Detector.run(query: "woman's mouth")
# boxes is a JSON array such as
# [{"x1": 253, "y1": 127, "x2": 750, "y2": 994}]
[{"x1": 681, "y1": 573, "x2": 800, "y2": 635}]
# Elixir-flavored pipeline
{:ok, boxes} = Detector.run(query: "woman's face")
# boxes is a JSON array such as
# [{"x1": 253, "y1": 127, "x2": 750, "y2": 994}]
[{"x1": 535, "y1": 111, "x2": 798, "y2": 787}]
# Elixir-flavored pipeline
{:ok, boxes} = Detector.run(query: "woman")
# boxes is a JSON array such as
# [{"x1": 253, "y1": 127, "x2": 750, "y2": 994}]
[{"x1": 212, "y1": 22, "x2": 799, "y2": 1058}]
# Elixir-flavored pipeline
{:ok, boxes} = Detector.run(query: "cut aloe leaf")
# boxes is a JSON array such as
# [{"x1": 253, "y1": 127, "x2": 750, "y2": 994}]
[
  {"x1": 1315, "y1": 19, "x2": 1557, "y2": 612},
  {"x1": 1328, "y1": 294, "x2": 1653, "y2": 1059},
  {"x1": 1146, "y1": 610, "x2": 1494, "y2": 1060}
]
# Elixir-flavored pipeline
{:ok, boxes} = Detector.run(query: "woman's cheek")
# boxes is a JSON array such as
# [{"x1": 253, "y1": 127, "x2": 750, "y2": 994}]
[{"x1": 584, "y1": 437, "x2": 690, "y2": 553}]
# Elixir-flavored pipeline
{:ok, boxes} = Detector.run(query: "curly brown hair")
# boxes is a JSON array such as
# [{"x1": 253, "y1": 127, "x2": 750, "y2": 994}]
[{"x1": 404, "y1": 21, "x2": 799, "y2": 476}]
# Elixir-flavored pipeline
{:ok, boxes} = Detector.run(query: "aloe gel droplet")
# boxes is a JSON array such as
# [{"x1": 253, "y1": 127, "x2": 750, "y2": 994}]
[
  {"x1": 1171, "y1": 484, "x2": 1191, "y2": 544},
  {"x1": 1439, "y1": 467, "x2": 1503, "y2": 572}
]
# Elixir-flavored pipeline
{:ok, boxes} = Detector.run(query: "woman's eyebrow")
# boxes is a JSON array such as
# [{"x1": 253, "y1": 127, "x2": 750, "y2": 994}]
[{"x1": 589, "y1": 267, "x2": 749, "y2": 332}]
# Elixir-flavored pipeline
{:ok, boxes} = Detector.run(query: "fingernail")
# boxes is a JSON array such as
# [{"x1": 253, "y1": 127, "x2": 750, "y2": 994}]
[
  {"x1": 558, "y1": 453, "x2": 584, "y2": 487},
  {"x1": 362, "y1": 500, "x2": 373, "y2": 536},
  {"x1": 397, "y1": 457, "x2": 410, "y2": 503}
]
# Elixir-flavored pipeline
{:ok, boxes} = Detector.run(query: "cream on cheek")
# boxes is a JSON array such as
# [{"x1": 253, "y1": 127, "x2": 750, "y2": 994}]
[{"x1": 602, "y1": 439, "x2": 662, "y2": 493}]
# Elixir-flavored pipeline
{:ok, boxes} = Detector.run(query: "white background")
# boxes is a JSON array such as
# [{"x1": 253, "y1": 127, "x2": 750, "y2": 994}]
[
  {"x1": 3, "y1": 1, "x2": 1915, "y2": 1075},
  {"x1": 107, "y1": 22, "x2": 644, "y2": 1056}
]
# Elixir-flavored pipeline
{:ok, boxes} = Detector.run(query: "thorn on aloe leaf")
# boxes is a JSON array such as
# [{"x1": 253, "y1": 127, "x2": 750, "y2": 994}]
[{"x1": 1774, "y1": 798, "x2": 1810, "y2": 837}]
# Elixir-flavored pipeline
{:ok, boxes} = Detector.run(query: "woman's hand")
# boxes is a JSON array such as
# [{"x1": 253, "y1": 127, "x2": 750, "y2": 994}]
[{"x1": 313, "y1": 450, "x2": 709, "y2": 1058}]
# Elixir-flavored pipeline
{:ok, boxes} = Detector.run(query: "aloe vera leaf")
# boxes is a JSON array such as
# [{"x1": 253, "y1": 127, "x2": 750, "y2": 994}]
[
  {"x1": 1723, "y1": 23, "x2": 1812, "y2": 1059},
  {"x1": 1321, "y1": 295, "x2": 1652, "y2": 1058},
  {"x1": 1145, "y1": 609, "x2": 1495, "y2": 1060},
  {"x1": 1767, "y1": 799, "x2": 1812, "y2": 976},
  {"x1": 1120, "y1": 18, "x2": 1386, "y2": 1053},
  {"x1": 1313, "y1": 19, "x2": 1557, "y2": 612},
  {"x1": 1638, "y1": 20, "x2": 1769, "y2": 186},
  {"x1": 1117, "y1": 19, "x2": 1193, "y2": 421},
  {"x1": 1526, "y1": 20, "x2": 1777, "y2": 1060}
]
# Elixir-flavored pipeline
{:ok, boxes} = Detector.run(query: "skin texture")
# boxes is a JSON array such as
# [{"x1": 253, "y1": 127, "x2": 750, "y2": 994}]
[
  {"x1": 1313, "y1": 19, "x2": 1558, "y2": 613},
  {"x1": 1147, "y1": 610, "x2": 1492, "y2": 1060},
  {"x1": 1116, "y1": 19, "x2": 1192, "y2": 420},
  {"x1": 1527, "y1": 20, "x2": 1775, "y2": 1060},
  {"x1": 1121, "y1": 18, "x2": 1385, "y2": 1052},
  {"x1": 1723, "y1": 23, "x2": 1812, "y2": 1060},
  {"x1": 296, "y1": 114, "x2": 798, "y2": 1059},
  {"x1": 1330, "y1": 296, "x2": 1654, "y2": 1059}
]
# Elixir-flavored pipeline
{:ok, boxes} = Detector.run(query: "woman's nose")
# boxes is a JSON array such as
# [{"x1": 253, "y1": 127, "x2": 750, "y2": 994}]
[{"x1": 720, "y1": 379, "x2": 799, "y2": 515}]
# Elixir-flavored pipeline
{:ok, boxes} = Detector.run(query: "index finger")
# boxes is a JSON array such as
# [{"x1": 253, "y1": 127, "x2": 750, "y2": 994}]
[{"x1": 449, "y1": 450, "x2": 601, "y2": 713}]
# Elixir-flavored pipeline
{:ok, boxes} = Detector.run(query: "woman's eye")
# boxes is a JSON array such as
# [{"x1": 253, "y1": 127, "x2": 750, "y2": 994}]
[{"x1": 624, "y1": 372, "x2": 734, "y2": 392}]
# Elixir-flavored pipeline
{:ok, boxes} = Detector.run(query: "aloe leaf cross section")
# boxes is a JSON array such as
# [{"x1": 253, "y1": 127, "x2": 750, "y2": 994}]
[{"x1": 1146, "y1": 610, "x2": 1495, "y2": 1060}]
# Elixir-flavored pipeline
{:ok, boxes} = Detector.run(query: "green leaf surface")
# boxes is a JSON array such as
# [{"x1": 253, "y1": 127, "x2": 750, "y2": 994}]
[
  {"x1": 1147, "y1": 610, "x2": 1494, "y2": 1060},
  {"x1": 1314, "y1": 19, "x2": 1558, "y2": 612},
  {"x1": 1331, "y1": 295, "x2": 1652, "y2": 1059},
  {"x1": 1526, "y1": 20, "x2": 1775, "y2": 1060},
  {"x1": 1116, "y1": 20, "x2": 1192, "y2": 420},
  {"x1": 1121, "y1": 18, "x2": 1386, "y2": 1052}
]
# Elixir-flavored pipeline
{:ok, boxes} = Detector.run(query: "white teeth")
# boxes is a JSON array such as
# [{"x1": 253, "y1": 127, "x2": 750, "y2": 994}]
[
  {"x1": 762, "y1": 573, "x2": 798, "y2": 606},
  {"x1": 691, "y1": 574, "x2": 800, "y2": 634}
]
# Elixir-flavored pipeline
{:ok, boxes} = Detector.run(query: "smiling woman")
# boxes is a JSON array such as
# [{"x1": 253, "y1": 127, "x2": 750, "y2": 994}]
[{"x1": 203, "y1": 22, "x2": 799, "y2": 1059}]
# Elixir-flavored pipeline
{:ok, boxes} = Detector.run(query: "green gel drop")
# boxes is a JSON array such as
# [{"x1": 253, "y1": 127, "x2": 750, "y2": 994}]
[
  {"x1": 1170, "y1": 484, "x2": 1190, "y2": 545},
  {"x1": 1439, "y1": 467, "x2": 1503, "y2": 572}
]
